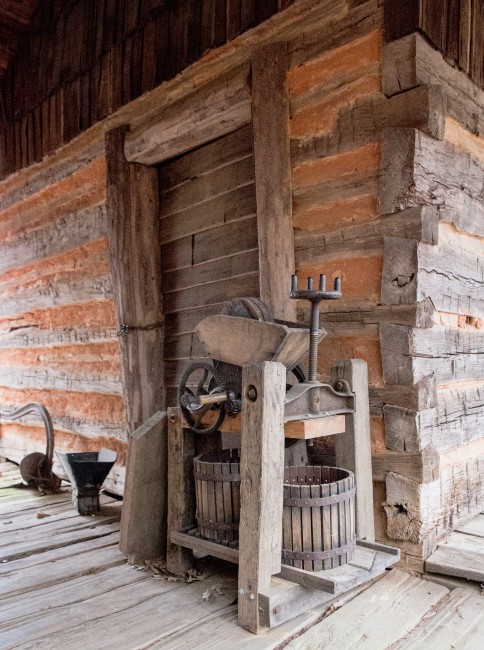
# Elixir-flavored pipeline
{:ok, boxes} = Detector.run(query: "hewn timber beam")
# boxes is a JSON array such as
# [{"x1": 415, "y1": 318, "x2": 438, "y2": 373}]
[
  {"x1": 105, "y1": 125, "x2": 164, "y2": 432},
  {"x1": 252, "y1": 42, "x2": 296, "y2": 321},
  {"x1": 124, "y1": 66, "x2": 252, "y2": 165},
  {"x1": 381, "y1": 32, "x2": 484, "y2": 135}
]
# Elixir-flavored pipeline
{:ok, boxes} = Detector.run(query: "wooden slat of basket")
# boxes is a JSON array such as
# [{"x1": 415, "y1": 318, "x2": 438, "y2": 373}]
[
  {"x1": 311, "y1": 467, "x2": 323, "y2": 572},
  {"x1": 330, "y1": 478, "x2": 339, "y2": 569},
  {"x1": 213, "y1": 461, "x2": 224, "y2": 540},
  {"x1": 338, "y1": 476, "x2": 347, "y2": 566},
  {"x1": 321, "y1": 480, "x2": 332, "y2": 571},
  {"x1": 291, "y1": 482, "x2": 303, "y2": 569},
  {"x1": 301, "y1": 481, "x2": 312, "y2": 571},
  {"x1": 230, "y1": 459, "x2": 240, "y2": 529},
  {"x1": 221, "y1": 461, "x2": 233, "y2": 543},
  {"x1": 283, "y1": 483, "x2": 293, "y2": 567}
]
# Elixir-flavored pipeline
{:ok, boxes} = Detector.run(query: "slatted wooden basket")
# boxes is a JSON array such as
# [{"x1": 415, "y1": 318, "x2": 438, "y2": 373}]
[
  {"x1": 193, "y1": 450, "x2": 240, "y2": 544},
  {"x1": 282, "y1": 466, "x2": 356, "y2": 571}
]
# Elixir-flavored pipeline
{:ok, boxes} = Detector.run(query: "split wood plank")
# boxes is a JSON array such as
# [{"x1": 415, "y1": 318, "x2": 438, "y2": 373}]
[
  {"x1": 392, "y1": 586, "x2": 484, "y2": 649},
  {"x1": 166, "y1": 406, "x2": 196, "y2": 576},
  {"x1": 456, "y1": 513, "x2": 484, "y2": 537},
  {"x1": 331, "y1": 359, "x2": 374, "y2": 542},
  {"x1": 0, "y1": 563, "x2": 147, "y2": 624},
  {"x1": 0, "y1": 498, "x2": 119, "y2": 534},
  {"x1": 6, "y1": 570, "x2": 236, "y2": 650},
  {"x1": 119, "y1": 411, "x2": 167, "y2": 564},
  {"x1": 0, "y1": 522, "x2": 120, "y2": 563},
  {"x1": 0, "y1": 573, "x2": 192, "y2": 648},
  {"x1": 0, "y1": 542, "x2": 123, "y2": 601},
  {"x1": 426, "y1": 531, "x2": 484, "y2": 582},
  {"x1": 284, "y1": 569, "x2": 449, "y2": 649},
  {"x1": 0, "y1": 506, "x2": 121, "y2": 545},
  {"x1": 238, "y1": 361, "x2": 286, "y2": 633},
  {"x1": 105, "y1": 125, "x2": 164, "y2": 432},
  {"x1": 251, "y1": 42, "x2": 296, "y2": 322}
]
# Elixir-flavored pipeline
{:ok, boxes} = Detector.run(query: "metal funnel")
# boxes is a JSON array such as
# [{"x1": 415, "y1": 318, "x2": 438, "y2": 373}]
[{"x1": 56, "y1": 448, "x2": 117, "y2": 515}]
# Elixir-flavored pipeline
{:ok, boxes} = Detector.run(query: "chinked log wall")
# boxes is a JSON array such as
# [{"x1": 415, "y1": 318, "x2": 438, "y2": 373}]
[{"x1": 0, "y1": 0, "x2": 483, "y2": 558}]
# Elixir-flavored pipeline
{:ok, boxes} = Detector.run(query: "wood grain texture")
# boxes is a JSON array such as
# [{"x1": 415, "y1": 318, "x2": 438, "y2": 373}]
[
  {"x1": 332, "y1": 359, "x2": 375, "y2": 541},
  {"x1": 380, "y1": 127, "x2": 484, "y2": 237},
  {"x1": 119, "y1": 411, "x2": 168, "y2": 564},
  {"x1": 105, "y1": 125, "x2": 164, "y2": 431},
  {"x1": 238, "y1": 361, "x2": 286, "y2": 633},
  {"x1": 382, "y1": 32, "x2": 484, "y2": 135},
  {"x1": 252, "y1": 42, "x2": 296, "y2": 321}
]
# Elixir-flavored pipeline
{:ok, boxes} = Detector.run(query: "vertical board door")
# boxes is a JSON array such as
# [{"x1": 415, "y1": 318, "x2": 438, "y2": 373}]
[{"x1": 159, "y1": 125, "x2": 259, "y2": 407}]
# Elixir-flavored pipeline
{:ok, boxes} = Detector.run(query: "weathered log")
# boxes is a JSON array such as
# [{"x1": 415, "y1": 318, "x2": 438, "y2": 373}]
[
  {"x1": 380, "y1": 323, "x2": 484, "y2": 384},
  {"x1": 372, "y1": 446, "x2": 440, "y2": 483},
  {"x1": 319, "y1": 300, "x2": 434, "y2": 330},
  {"x1": 0, "y1": 205, "x2": 107, "y2": 276},
  {"x1": 295, "y1": 205, "x2": 439, "y2": 263},
  {"x1": 370, "y1": 374, "x2": 437, "y2": 411},
  {"x1": 291, "y1": 84, "x2": 446, "y2": 167},
  {"x1": 385, "y1": 457, "x2": 484, "y2": 545},
  {"x1": 381, "y1": 32, "x2": 484, "y2": 135},
  {"x1": 381, "y1": 234, "x2": 484, "y2": 316},
  {"x1": 380, "y1": 127, "x2": 484, "y2": 237}
]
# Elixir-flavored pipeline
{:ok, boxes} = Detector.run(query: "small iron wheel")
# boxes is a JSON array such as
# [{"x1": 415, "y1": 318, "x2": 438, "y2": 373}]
[{"x1": 178, "y1": 361, "x2": 227, "y2": 434}]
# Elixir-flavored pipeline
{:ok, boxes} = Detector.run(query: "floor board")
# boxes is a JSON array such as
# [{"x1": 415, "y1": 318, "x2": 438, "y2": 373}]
[
  {"x1": 1, "y1": 462, "x2": 483, "y2": 649},
  {"x1": 426, "y1": 512, "x2": 484, "y2": 582}
]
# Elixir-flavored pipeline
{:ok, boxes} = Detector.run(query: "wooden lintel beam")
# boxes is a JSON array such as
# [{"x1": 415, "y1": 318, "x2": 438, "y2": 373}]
[
  {"x1": 105, "y1": 125, "x2": 164, "y2": 432},
  {"x1": 251, "y1": 42, "x2": 296, "y2": 322},
  {"x1": 124, "y1": 66, "x2": 252, "y2": 165}
]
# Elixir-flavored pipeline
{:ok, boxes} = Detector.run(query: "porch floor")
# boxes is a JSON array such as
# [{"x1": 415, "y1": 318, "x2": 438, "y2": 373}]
[{"x1": 1, "y1": 460, "x2": 484, "y2": 650}]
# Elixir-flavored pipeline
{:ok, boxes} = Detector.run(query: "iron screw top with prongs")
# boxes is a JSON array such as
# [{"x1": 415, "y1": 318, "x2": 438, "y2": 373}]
[{"x1": 290, "y1": 273, "x2": 342, "y2": 382}]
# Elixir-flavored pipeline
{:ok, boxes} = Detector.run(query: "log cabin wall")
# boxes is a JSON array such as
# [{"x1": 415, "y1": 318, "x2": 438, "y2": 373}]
[{"x1": 0, "y1": 148, "x2": 128, "y2": 493}]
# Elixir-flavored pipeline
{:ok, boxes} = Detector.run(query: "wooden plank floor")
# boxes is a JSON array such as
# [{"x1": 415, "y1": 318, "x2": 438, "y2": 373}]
[
  {"x1": 426, "y1": 510, "x2": 484, "y2": 582},
  {"x1": 2, "y1": 460, "x2": 484, "y2": 649}
]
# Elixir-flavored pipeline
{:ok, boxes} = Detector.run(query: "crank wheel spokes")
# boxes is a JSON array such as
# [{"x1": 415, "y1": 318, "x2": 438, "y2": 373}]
[{"x1": 178, "y1": 362, "x2": 226, "y2": 434}]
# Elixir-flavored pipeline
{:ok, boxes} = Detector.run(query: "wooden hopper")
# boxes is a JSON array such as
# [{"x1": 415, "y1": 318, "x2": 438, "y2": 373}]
[{"x1": 195, "y1": 315, "x2": 326, "y2": 369}]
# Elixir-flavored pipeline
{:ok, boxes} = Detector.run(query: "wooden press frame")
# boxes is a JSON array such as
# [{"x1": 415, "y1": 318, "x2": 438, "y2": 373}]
[{"x1": 166, "y1": 358, "x2": 390, "y2": 633}]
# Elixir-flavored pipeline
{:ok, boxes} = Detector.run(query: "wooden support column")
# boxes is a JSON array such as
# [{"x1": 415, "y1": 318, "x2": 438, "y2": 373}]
[
  {"x1": 105, "y1": 125, "x2": 164, "y2": 432},
  {"x1": 251, "y1": 43, "x2": 296, "y2": 321},
  {"x1": 332, "y1": 359, "x2": 375, "y2": 542},
  {"x1": 238, "y1": 361, "x2": 286, "y2": 634},
  {"x1": 166, "y1": 406, "x2": 196, "y2": 575}
]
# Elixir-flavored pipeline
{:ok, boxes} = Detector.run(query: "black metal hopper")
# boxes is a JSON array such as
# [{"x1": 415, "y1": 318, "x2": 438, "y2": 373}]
[{"x1": 56, "y1": 448, "x2": 117, "y2": 515}]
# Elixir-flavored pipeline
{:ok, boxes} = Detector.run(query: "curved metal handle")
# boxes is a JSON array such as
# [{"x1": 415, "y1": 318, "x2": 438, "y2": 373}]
[{"x1": 0, "y1": 402, "x2": 55, "y2": 470}]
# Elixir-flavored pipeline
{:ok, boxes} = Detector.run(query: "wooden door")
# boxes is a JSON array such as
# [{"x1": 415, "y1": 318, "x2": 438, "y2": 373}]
[{"x1": 159, "y1": 125, "x2": 259, "y2": 407}]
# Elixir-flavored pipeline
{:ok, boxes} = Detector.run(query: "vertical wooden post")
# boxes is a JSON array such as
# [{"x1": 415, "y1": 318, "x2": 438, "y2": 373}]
[
  {"x1": 166, "y1": 406, "x2": 197, "y2": 575},
  {"x1": 251, "y1": 42, "x2": 296, "y2": 322},
  {"x1": 332, "y1": 359, "x2": 375, "y2": 542},
  {"x1": 105, "y1": 125, "x2": 165, "y2": 433},
  {"x1": 238, "y1": 361, "x2": 286, "y2": 633}
]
